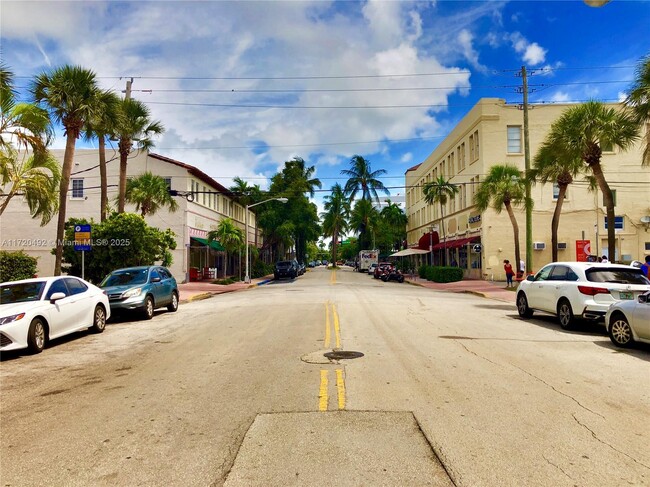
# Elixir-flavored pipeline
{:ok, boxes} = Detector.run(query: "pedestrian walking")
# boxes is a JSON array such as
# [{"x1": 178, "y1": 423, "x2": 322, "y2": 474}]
[
  {"x1": 641, "y1": 255, "x2": 650, "y2": 278},
  {"x1": 504, "y1": 260, "x2": 515, "y2": 288},
  {"x1": 601, "y1": 255, "x2": 609, "y2": 263}
]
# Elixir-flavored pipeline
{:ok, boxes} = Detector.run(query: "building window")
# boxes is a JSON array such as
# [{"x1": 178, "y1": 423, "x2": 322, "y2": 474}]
[
  {"x1": 602, "y1": 189, "x2": 617, "y2": 207},
  {"x1": 604, "y1": 216, "x2": 623, "y2": 230},
  {"x1": 71, "y1": 179, "x2": 84, "y2": 198},
  {"x1": 645, "y1": 242, "x2": 650, "y2": 251},
  {"x1": 601, "y1": 140, "x2": 614, "y2": 153},
  {"x1": 507, "y1": 126, "x2": 522, "y2": 153},
  {"x1": 552, "y1": 183, "x2": 568, "y2": 200},
  {"x1": 473, "y1": 130, "x2": 479, "y2": 161},
  {"x1": 164, "y1": 178, "x2": 171, "y2": 190},
  {"x1": 469, "y1": 134, "x2": 474, "y2": 161}
]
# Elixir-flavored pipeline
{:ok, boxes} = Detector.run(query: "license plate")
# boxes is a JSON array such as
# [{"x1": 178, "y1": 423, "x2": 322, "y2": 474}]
[{"x1": 619, "y1": 291, "x2": 633, "y2": 300}]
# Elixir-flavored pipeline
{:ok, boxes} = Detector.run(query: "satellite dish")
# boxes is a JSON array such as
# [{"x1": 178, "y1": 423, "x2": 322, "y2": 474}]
[{"x1": 640, "y1": 215, "x2": 650, "y2": 223}]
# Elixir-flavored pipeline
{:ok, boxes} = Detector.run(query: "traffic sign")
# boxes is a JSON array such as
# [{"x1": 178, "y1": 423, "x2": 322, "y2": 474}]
[{"x1": 74, "y1": 224, "x2": 92, "y2": 251}]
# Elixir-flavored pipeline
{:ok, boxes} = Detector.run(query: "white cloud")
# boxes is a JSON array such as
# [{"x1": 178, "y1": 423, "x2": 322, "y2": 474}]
[
  {"x1": 457, "y1": 29, "x2": 487, "y2": 73},
  {"x1": 401, "y1": 153, "x2": 413, "y2": 163},
  {"x1": 508, "y1": 32, "x2": 547, "y2": 66}
]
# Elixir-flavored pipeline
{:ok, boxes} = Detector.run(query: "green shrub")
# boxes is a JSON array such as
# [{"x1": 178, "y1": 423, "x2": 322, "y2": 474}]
[
  {"x1": 429, "y1": 266, "x2": 464, "y2": 283},
  {"x1": 418, "y1": 265, "x2": 429, "y2": 278},
  {"x1": 251, "y1": 260, "x2": 274, "y2": 279},
  {"x1": 211, "y1": 278, "x2": 236, "y2": 285},
  {"x1": 0, "y1": 251, "x2": 38, "y2": 282}
]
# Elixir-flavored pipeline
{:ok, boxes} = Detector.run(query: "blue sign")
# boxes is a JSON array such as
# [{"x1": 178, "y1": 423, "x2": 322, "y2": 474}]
[{"x1": 74, "y1": 224, "x2": 92, "y2": 251}]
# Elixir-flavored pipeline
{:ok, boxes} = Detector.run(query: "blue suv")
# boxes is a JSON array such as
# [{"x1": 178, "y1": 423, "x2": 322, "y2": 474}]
[{"x1": 100, "y1": 266, "x2": 179, "y2": 320}]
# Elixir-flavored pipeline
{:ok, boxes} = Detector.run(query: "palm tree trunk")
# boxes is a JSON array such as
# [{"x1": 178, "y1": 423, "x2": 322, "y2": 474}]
[
  {"x1": 591, "y1": 162, "x2": 616, "y2": 261},
  {"x1": 99, "y1": 136, "x2": 107, "y2": 221},
  {"x1": 0, "y1": 190, "x2": 16, "y2": 215},
  {"x1": 332, "y1": 228, "x2": 339, "y2": 265},
  {"x1": 551, "y1": 184, "x2": 568, "y2": 262},
  {"x1": 505, "y1": 203, "x2": 521, "y2": 275},
  {"x1": 54, "y1": 135, "x2": 76, "y2": 275},
  {"x1": 223, "y1": 251, "x2": 228, "y2": 278}
]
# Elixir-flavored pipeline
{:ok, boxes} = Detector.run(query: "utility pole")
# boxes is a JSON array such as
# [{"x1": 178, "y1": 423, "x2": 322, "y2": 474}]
[
  {"x1": 521, "y1": 66, "x2": 532, "y2": 274},
  {"x1": 124, "y1": 77, "x2": 133, "y2": 100}
]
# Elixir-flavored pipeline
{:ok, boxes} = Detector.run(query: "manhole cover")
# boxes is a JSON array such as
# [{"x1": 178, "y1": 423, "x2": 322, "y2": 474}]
[{"x1": 324, "y1": 351, "x2": 365, "y2": 360}]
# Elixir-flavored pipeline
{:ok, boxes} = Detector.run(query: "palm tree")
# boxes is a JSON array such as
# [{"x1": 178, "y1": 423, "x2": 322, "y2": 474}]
[
  {"x1": 207, "y1": 218, "x2": 244, "y2": 279},
  {"x1": 341, "y1": 155, "x2": 389, "y2": 203},
  {"x1": 115, "y1": 98, "x2": 164, "y2": 213},
  {"x1": 0, "y1": 147, "x2": 60, "y2": 224},
  {"x1": 531, "y1": 139, "x2": 585, "y2": 261},
  {"x1": 423, "y1": 176, "x2": 459, "y2": 265},
  {"x1": 542, "y1": 101, "x2": 639, "y2": 261},
  {"x1": 125, "y1": 172, "x2": 179, "y2": 217},
  {"x1": 380, "y1": 199, "x2": 408, "y2": 252},
  {"x1": 475, "y1": 165, "x2": 528, "y2": 272},
  {"x1": 282, "y1": 157, "x2": 322, "y2": 197},
  {"x1": 625, "y1": 53, "x2": 650, "y2": 166},
  {"x1": 349, "y1": 198, "x2": 379, "y2": 250},
  {"x1": 321, "y1": 183, "x2": 350, "y2": 266},
  {"x1": 82, "y1": 90, "x2": 121, "y2": 221},
  {"x1": 1, "y1": 64, "x2": 52, "y2": 155},
  {"x1": 31, "y1": 65, "x2": 102, "y2": 275}
]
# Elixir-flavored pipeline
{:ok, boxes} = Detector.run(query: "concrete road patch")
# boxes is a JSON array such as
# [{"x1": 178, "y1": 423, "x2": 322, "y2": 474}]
[{"x1": 224, "y1": 411, "x2": 454, "y2": 486}]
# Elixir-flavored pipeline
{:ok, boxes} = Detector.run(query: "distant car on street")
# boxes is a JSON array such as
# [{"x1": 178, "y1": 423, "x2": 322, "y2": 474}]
[
  {"x1": 368, "y1": 263, "x2": 378, "y2": 275},
  {"x1": 274, "y1": 260, "x2": 298, "y2": 280},
  {"x1": 0, "y1": 276, "x2": 110, "y2": 354},
  {"x1": 100, "y1": 266, "x2": 178, "y2": 320},
  {"x1": 516, "y1": 262, "x2": 650, "y2": 329},
  {"x1": 605, "y1": 290, "x2": 650, "y2": 347}
]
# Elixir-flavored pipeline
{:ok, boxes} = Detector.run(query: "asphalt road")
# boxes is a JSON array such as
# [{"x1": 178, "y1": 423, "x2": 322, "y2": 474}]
[{"x1": 1, "y1": 267, "x2": 648, "y2": 487}]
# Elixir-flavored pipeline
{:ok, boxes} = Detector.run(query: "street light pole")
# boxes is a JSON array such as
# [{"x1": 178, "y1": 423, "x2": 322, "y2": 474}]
[{"x1": 244, "y1": 197, "x2": 288, "y2": 283}]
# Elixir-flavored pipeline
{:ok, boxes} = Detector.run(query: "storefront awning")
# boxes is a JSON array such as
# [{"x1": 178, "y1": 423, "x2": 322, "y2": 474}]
[
  {"x1": 191, "y1": 236, "x2": 225, "y2": 251},
  {"x1": 431, "y1": 236, "x2": 479, "y2": 251},
  {"x1": 390, "y1": 248, "x2": 430, "y2": 257},
  {"x1": 417, "y1": 231, "x2": 439, "y2": 250}
]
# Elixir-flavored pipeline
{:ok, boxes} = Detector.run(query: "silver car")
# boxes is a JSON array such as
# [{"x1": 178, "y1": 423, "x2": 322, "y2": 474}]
[
  {"x1": 516, "y1": 262, "x2": 650, "y2": 329},
  {"x1": 605, "y1": 291, "x2": 650, "y2": 348}
]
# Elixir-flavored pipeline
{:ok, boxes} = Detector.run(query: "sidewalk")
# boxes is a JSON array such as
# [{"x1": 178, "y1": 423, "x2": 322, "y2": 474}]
[
  {"x1": 404, "y1": 276, "x2": 517, "y2": 304},
  {"x1": 179, "y1": 274, "x2": 517, "y2": 305},
  {"x1": 178, "y1": 276, "x2": 273, "y2": 303}
]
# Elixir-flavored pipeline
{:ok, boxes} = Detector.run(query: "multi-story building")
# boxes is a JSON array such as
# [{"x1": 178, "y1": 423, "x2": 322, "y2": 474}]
[
  {"x1": 0, "y1": 150, "x2": 260, "y2": 282},
  {"x1": 405, "y1": 98, "x2": 650, "y2": 280}
]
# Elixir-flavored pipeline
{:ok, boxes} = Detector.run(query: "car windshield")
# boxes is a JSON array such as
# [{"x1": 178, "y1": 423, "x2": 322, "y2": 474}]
[
  {"x1": 585, "y1": 268, "x2": 650, "y2": 285},
  {"x1": 276, "y1": 261, "x2": 292, "y2": 267},
  {"x1": 100, "y1": 269, "x2": 149, "y2": 287},
  {"x1": 0, "y1": 282, "x2": 46, "y2": 304}
]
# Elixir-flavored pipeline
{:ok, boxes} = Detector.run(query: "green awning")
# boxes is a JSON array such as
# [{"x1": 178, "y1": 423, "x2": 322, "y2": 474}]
[{"x1": 191, "y1": 236, "x2": 225, "y2": 251}]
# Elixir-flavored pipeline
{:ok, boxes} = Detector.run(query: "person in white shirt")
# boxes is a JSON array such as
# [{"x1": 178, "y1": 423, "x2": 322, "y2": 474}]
[{"x1": 601, "y1": 255, "x2": 609, "y2": 263}]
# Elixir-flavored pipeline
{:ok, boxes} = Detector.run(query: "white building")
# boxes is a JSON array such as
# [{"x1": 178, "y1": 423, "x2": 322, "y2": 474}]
[{"x1": 0, "y1": 150, "x2": 260, "y2": 282}]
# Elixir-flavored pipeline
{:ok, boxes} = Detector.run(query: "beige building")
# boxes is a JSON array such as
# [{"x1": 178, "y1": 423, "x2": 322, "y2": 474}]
[
  {"x1": 0, "y1": 150, "x2": 260, "y2": 282},
  {"x1": 405, "y1": 98, "x2": 650, "y2": 280}
]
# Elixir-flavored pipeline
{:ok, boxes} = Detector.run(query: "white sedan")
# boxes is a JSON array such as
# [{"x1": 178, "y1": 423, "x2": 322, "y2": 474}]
[
  {"x1": 516, "y1": 262, "x2": 650, "y2": 329},
  {"x1": 605, "y1": 291, "x2": 650, "y2": 348},
  {"x1": 0, "y1": 276, "x2": 110, "y2": 354}
]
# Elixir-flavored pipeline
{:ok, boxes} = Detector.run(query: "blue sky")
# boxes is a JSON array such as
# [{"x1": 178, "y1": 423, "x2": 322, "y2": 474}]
[{"x1": 2, "y1": 0, "x2": 649, "y2": 212}]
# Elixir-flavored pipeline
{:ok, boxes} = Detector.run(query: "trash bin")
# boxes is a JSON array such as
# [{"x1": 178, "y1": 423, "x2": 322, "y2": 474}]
[{"x1": 189, "y1": 267, "x2": 200, "y2": 281}]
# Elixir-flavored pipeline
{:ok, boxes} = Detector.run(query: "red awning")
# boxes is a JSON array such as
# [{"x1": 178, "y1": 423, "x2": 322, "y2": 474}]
[
  {"x1": 417, "y1": 231, "x2": 439, "y2": 250},
  {"x1": 431, "y1": 236, "x2": 479, "y2": 251}
]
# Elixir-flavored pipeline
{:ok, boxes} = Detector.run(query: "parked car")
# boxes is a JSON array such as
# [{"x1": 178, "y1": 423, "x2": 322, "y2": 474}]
[
  {"x1": 274, "y1": 260, "x2": 298, "y2": 280},
  {"x1": 516, "y1": 262, "x2": 650, "y2": 329},
  {"x1": 308, "y1": 261, "x2": 316, "y2": 268},
  {"x1": 297, "y1": 262, "x2": 306, "y2": 275},
  {"x1": 0, "y1": 276, "x2": 110, "y2": 354},
  {"x1": 100, "y1": 266, "x2": 179, "y2": 320},
  {"x1": 605, "y1": 290, "x2": 650, "y2": 348},
  {"x1": 368, "y1": 263, "x2": 378, "y2": 275}
]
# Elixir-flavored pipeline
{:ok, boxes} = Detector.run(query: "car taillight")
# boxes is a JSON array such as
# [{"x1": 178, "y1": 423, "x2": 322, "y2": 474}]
[{"x1": 578, "y1": 285, "x2": 610, "y2": 296}]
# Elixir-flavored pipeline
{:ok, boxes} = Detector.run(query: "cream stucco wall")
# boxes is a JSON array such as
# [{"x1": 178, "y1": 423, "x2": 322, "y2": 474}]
[{"x1": 405, "y1": 98, "x2": 650, "y2": 280}]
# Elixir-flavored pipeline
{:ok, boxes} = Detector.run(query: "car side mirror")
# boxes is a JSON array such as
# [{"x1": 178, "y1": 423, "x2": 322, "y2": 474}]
[
  {"x1": 49, "y1": 292, "x2": 66, "y2": 303},
  {"x1": 526, "y1": 275, "x2": 535, "y2": 282},
  {"x1": 639, "y1": 294, "x2": 648, "y2": 304},
  {"x1": 151, "y1": 277, "x2": 161, "y2": 283}
]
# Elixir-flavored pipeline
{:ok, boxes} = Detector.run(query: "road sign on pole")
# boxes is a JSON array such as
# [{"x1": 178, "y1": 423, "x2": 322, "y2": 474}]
[{"x1": 74, "y1": 225, "x2": 92, "y2": 251}]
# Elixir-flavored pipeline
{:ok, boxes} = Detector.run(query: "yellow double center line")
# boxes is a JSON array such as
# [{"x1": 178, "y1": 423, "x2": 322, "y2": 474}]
[{"x1": 319, "y1": 301, "x2": 345, "y2": 411}]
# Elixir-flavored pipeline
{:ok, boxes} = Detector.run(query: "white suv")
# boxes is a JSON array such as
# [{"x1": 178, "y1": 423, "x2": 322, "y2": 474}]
[{"x1": 516, "y1": 262, "x2": 650, "y2": 329}]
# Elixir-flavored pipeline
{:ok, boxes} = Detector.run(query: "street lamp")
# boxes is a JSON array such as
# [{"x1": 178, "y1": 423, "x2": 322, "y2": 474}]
[{"x1": 245, "y1": 197, "x2": 288, "y2": 283}]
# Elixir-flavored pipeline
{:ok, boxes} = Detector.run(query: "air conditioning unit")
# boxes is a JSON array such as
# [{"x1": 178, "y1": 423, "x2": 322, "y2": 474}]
[
  {"x1": 533, "y1": 242, "x2": 546, "y2": 250},
  {"x1": 557, "y1": 242, "x2": 567, "y2": 250}
]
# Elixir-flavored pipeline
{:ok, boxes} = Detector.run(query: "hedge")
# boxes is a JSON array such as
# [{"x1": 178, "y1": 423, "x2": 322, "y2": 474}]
[
  {"x1": 0, "y1": 250, "x2": 38, "y2": 282},
  {"x1": 418, "y1": 264, "x2": 464, "y2": 283}
]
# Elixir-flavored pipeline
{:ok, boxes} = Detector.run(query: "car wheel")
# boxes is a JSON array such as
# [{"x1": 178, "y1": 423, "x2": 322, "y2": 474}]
[
  {"x1": 381, "y1": 275, "x2": 388, "y2": 282},
  {"x1": 167, "y1": 291, "x2": 179, "y2": 312},
  {"x1": 609, "y1": 312, "x2": 634, "y2": 348},
  {"x1": 516, "y1": 293, "x2": 533, "y2": 318},
  {"x1": 91, "y1": 305, "x2": 107, "y2": 333},
  {"x1": 557, "y1": 299, "x2": 574, "y2": 330},
  {"x1": 27, "y1": 318, "x2": 46, "y2": 353},
  {"x1": 142, "y1": 296, "x2": 155, "y2": 320}
]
